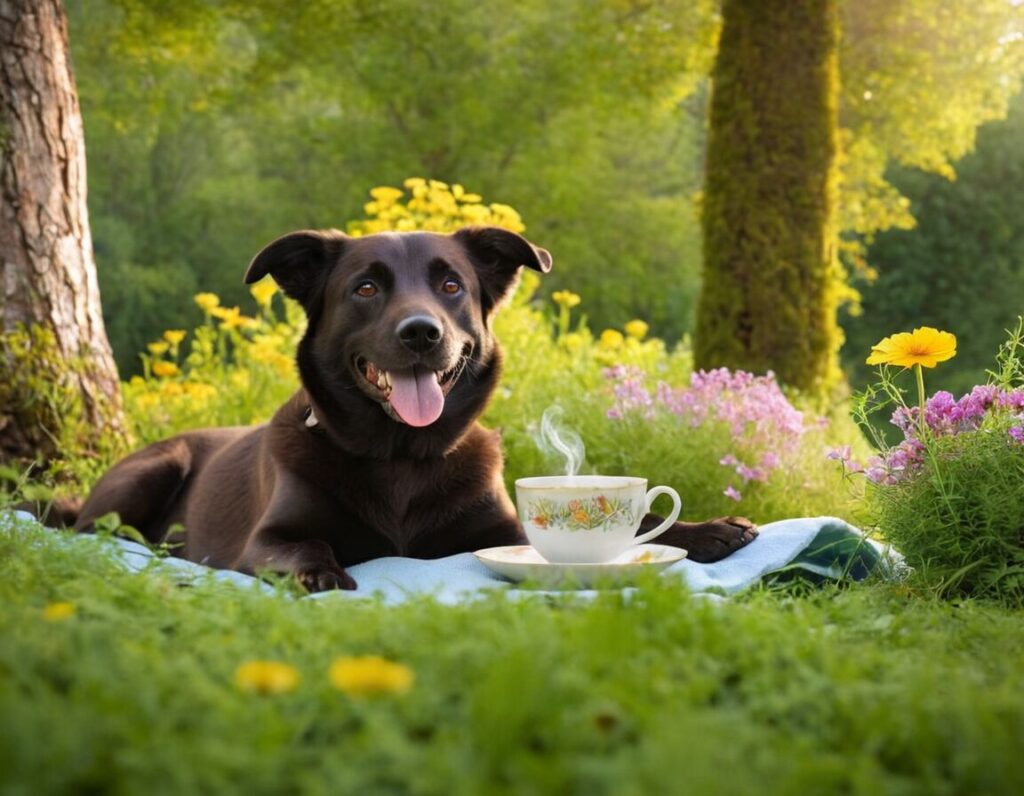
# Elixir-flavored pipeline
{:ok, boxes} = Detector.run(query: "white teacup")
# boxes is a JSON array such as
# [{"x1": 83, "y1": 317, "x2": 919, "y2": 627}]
[{"x1": 515, "y1": 475, "x2": 682, "y2": 564}]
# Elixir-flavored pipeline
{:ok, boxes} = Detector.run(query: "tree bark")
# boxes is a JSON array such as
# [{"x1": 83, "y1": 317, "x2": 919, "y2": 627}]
[
  {"x1": 0, "y1": 0, "x2": 125, "y2": 463},
  {"x1": 694, "y1": 0, "x2": 841, "y2": 396}
]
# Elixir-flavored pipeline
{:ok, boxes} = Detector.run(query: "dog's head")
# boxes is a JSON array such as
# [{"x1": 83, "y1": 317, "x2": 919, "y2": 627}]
[{"x1": 245, "y1": 226, "x2": 551, "y2": 452}]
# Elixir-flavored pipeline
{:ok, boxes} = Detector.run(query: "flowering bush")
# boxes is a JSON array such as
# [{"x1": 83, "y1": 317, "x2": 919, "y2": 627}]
[
  {"x1": 488, "y1": 282, "x2": 864, "y2": 522},
  {"x1": 841, "y1": 322, "x2": 1024, "y2": 605},
  {"x1": 124, "y1": 283, "x2": 303, "y2": 445},
  {"x1": 605, "y1": 367, "x2": 811, "y2": 503}
]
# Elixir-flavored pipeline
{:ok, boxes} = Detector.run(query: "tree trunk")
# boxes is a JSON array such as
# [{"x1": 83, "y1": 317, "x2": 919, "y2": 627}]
[
  {"x1": 694, "y1": 0, "x2": 841, "y2": 396},
  {"x1": 0, "y1": 0, "x2": 125, "y2": 464}
]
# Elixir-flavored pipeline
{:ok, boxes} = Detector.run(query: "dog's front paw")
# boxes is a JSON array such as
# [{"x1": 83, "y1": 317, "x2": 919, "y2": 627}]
[
  {"x1": 297, "y1": 566, "x2": 357, "y2": 593},
  {"x1": 659, "y1": 516, "x2": 758, "y2": 563}
]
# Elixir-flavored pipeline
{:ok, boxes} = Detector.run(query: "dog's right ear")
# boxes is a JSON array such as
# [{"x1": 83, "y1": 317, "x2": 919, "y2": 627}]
[{"x1": 244, "y1": 230, "x2": 347, "y2": 306}]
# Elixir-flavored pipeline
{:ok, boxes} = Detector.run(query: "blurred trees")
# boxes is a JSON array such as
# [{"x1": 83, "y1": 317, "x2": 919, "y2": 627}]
[
  {"x1": 842, "y1": 90, "x2": 1024, "y2": 396},
  {"x1": 66, "y1": 0, "x2": 1024, "y2": 389},
  {"x1": 68, "y1": 0, "x2": 719, "y2": 372}
]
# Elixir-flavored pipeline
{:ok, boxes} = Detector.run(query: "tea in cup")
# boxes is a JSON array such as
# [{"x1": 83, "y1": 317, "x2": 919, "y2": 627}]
[{"x1": 515, "y1": 475, "x2": 682, "y2": 563}]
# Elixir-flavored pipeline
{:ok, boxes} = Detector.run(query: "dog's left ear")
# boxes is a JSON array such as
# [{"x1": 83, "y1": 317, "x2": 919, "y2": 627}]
[
  {"x1": 454, "y1": 226, "x2": 552, "y2": 314},
  {"x1": 244, "y1": 229, "x2": 347, "y2": 308}
]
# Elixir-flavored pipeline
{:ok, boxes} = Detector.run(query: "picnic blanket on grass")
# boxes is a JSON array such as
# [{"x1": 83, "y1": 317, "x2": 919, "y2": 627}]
[{"x1": 3, "y1": 511, "x2": 892, "y2": 604}]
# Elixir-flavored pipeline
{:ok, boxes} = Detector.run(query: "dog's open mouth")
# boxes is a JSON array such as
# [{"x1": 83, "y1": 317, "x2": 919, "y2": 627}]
[{"x1": 353, "y1": 348, "x2": 469, "y2": 427}]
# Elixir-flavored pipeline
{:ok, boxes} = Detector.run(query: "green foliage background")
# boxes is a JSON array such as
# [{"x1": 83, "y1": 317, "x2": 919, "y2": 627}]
[
  {"x1": 844, "y1": 91, "x2": 1024, "y2": 397},
  {"x1": 66, "y1": 0, "x2": 1024, "y2": 386}
]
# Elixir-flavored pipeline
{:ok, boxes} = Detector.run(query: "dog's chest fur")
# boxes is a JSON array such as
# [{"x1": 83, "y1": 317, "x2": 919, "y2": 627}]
[{"x1": 325, "y1": 427, "x2": 502, "y2": 555}]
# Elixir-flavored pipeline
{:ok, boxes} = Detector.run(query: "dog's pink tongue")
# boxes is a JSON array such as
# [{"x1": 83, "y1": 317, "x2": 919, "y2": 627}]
[{"x1": 388, "y1": 366, "x2": 444, "y2": 427}]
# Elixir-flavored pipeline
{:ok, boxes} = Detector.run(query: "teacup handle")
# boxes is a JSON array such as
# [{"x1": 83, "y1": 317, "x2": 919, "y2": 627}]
[{"x1": 632, "y1": 486, "x2": 682, "y2": 546}]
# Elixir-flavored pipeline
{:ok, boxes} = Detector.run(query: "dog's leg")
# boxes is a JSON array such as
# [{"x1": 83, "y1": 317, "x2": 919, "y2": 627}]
[
  {"x1": 234, "y1": 472, "x2": 356, "y2": 592},
  {"x1": 75, "y1": 438, "x2": 193, "y2": 543},
  {"x1": 238, "y1": 531, "x2": 356, "y2": 592},
  {"x1": 640, "y1": 514, "x2": 758, "y2": 563}
]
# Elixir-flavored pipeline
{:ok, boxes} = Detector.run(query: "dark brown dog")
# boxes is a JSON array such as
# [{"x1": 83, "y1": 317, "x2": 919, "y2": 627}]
[{"x1": 74, "y1": 226, "x2": 756, "y2": 591}]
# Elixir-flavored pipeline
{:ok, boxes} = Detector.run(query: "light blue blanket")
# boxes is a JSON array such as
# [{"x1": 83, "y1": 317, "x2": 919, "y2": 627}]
[{"x1": 4, "y1": 511, "x2": 891, "y2": 604}]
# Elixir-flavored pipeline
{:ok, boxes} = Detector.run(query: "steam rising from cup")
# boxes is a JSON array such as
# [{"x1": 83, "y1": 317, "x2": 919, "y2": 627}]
[{"x1": 537, "y1": 405, "x2": 586, "y2": 477}]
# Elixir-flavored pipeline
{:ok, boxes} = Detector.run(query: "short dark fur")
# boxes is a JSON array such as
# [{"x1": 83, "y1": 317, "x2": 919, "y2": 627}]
[{"x1": 74, "y1": 227, "x2": 756, "y2": 591}]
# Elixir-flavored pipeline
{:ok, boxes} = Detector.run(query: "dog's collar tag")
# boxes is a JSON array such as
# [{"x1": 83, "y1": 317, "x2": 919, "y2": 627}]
[{"x1": 303, "y1": 406, "x2": 320, "y2": 430}]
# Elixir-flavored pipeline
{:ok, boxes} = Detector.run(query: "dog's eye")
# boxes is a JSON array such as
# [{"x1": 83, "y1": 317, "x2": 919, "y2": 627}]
[
  {"x1": 441, "y1": 279, "x2": 462, "y2": 296},
  {"x1": 355, "y1": 281, "x2": 378, "y2": 298}
]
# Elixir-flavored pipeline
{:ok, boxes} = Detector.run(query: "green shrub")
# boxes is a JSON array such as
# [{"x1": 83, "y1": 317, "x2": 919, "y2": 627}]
[{"x1": 843, "y1": 322, "x2": 1024, "y2": 605}]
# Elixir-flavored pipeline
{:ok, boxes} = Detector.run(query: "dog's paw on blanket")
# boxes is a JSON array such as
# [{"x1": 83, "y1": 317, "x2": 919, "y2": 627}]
[{"x1": 649, "y1": 516, "x2": 759, "y2": 563}]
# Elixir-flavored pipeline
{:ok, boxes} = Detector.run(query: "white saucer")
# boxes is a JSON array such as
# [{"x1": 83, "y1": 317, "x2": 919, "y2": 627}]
[{"x1": 473, "y1": 543, "x2": 687, "y2": 589}]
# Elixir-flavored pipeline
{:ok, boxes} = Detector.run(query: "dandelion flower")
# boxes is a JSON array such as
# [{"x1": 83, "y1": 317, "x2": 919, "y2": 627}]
[
  {"x1": 194, "y1": 292, "x2": 220, "y2": 313},
  {"x1": 42, "y1": 602, "x2": 75, "y2": 622},
  {"x1": 329, "y1": 655, "x2": 414, "y2": 697},
  {"x1": 599, "y1": 329, "x2": 624, "y2": 350},
  {"x1": 866, "y1": 327, "x2": 957, "y2": 369},
  {"x1": 163, "y1": 330, "x2": 187, "y2": 345},
  {"x1": 211, "y1": 306, "x2": 257, "y2": 330},
  {"x1": 235, "y1": 660, "x2": 300, "y2": 695},
  {"x1": 249, "y1": 279, "x2": 279, "y2": 308},
  {"x1": 369, "y1": 186, "x2": 404, "y2": 204},
  {"x1": 552, "y1": 290, "x2": 581, "y2": 309},
  {"x1": 152, "y1": 361, "x2": 180, "y2": 378},
  {"x1": 624, "y1": 320, "x2": 649, "y2": 340},
  {"x1": 147, "y1": 341, "x2": 170, "y2": 356}
]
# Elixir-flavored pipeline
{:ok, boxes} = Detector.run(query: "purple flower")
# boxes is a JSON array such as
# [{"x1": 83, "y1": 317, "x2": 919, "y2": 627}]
[
  {"x1": 997, "y1": 389, "x2": 1024, "y2": 412},
  {"x1": 605, "y1": 365, "x2": 815, "y2": 496},
  {"x1": 723, "y1": 485, "x2": 742, "y2": 502},
  {"x1": 891, "y1": 406, "x2": 919, "y2": 438},
  {"x1": 924, "y1": 391, "x2": 957, "y2": 433},
  {"x1": 1010, "y1": 426, "x2": 1024, "y2": 444},
  {"x1": 737, "y1": 464, "x2": 767, "y2": 483},
  {"x1": 826, "y1": 445, "x2": 852, "y2": 462}
]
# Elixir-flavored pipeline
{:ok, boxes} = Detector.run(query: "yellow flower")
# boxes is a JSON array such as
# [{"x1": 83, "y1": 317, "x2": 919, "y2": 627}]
[
  {"x1": 328, "y1": 655, "x2": 414, "y2": 697},
  {"x1": 599, "y1": 329, "x2": 624, "y2": 349},
  {"x1": 147, "y1": 341, "x2": 170, "y2": 356},
  {"x1": 194, "y1": 292, "x2": 220, "y2": 313},
  {"x1": 211, "y1": 306, "x2": 257, "y2": 330},
  {"x1": 624, "y1": 320, "x2": 649, "y2": 340},
  {"x1": 235, "y1": 660, "x2": 300, "y2": 695},
  {"x1": 42, "y1": 602, "x2": 75, "y2": 622},
  {"x1": 559, "y1": 332, "x2": 586, "y2": 353},
  {"x1": 552, "y1": 290, "x2": 582, "y2": 309},
  {"x1": 249, "y1": 278, "x2": 279, "y2": 308},
  {"x1": 369, "y1": 186, "x2": 404, "y2": 204},
  {"x1": 403, "y1": 177, "x2": 426, "y2": 189},
  {"x1": 866, "y1": 327, "x2": 957, "y2": 369},
  {"x1": 163, "y1": 330, "x2": 187, "y2": 345},
  {"x1": 152, "y1": 361, "x2": 180, "y2": 378}
]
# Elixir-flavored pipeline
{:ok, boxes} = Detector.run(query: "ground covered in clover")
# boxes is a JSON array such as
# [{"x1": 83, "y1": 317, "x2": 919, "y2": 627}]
[{"x1": 2, "y1": 521, "x2": 1022, "y2": 795}]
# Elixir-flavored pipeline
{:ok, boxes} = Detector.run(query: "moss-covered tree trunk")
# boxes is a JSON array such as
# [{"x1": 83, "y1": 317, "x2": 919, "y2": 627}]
[
  {"x1": 0, "y1": 0, "x2": 125, "y2": 464},
  {"x1": 694, "y1": 0, "x2": 841, "y2": 395}
]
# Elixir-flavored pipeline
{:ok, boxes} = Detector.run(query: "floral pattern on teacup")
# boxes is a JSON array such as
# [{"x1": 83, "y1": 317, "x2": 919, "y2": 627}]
[{"x1": 525, "y1": 495, "x2": 640, "y2": 532}]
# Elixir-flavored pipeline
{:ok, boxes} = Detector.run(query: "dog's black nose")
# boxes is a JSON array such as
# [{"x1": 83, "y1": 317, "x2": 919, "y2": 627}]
[{"x1": 397, "y1": 315, "x2": 443, "y2": 354}]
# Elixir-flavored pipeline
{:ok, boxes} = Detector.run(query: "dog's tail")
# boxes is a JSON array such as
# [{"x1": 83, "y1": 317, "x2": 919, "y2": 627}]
[{"x1": 13, "y1": 496, "x2": 83, "y2": 528}]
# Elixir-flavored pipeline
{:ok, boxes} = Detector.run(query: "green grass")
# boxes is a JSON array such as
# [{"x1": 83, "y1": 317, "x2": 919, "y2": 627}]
[{"x1": 2, "y1": 520, "x2": 1023, "y2": 795}]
